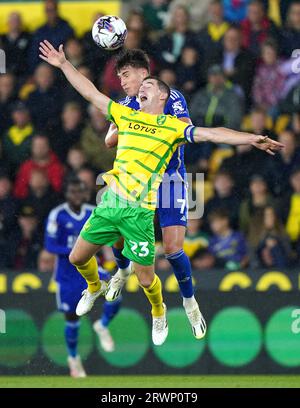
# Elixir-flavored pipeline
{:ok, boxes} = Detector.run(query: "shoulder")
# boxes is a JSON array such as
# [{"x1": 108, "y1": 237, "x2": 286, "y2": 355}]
[
  {"x1": 109, "y1": 100, "x2": 138, "y2": 121},
  {"x1": 166, "y1": 89, "x2": 189, "y2": 117},
  {"x1": 83, "y1": 204, "x2": 95, "y2": 215},
  {"x1": 48, "y1": 203, "x2": 67, "y2": 222},
  {"x1": 118, "y1": 96, "x2": 133, "y2": 106},
  {"x1": 46, "y1": 203, "x2": 66, "y2": 235},
  {"x1": 169, "y1": 89, "x2": 187, "y2": 103}
]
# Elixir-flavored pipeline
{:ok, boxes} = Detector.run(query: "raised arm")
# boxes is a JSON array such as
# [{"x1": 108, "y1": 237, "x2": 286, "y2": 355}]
[
  {"x1": 191, "y1": 126, "x2": 284, "y2": 155},
  {"x1": 39, "y1": 40, "x2": 111, "y2": 116}
]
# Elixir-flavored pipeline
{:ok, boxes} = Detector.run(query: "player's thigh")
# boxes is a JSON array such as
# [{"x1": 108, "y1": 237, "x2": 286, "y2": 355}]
[
  {"x1": 162, "y1": 225, "x2": 186, "y2": 254},
  {"x1": 158, "y1": 180, "x2": 188, "y2": 230},
  {"x1": 69, "y1": 235, "x2": 102, "y2": 265},
  {"x1": 120, "y1": 207, "x2": 155, "y2": 266},
  {"x1": 79, "y1": 201, "x2": 121, "y2": 248},
  {"x1": 158, "y1": 181, "x2": 188, "y2": 253}
]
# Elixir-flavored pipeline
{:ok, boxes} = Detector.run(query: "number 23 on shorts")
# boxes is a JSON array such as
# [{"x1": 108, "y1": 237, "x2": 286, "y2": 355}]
[{"x1": 129, "y1": 240, "x2": 150, "y2": 257}]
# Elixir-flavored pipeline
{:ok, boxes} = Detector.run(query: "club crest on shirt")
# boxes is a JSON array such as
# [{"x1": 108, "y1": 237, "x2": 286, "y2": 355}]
[
  {"x1": 172, "y1": 100, "x2": 185, "y2": 114},
  {"x1": 157, "y1": 115, "x2": 166, "y2": 125}
]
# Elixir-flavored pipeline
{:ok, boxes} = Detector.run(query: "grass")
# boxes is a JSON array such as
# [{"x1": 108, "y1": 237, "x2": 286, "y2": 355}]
[{"x1": 0, "y1": 375, "x2": 300, "y2": 388}]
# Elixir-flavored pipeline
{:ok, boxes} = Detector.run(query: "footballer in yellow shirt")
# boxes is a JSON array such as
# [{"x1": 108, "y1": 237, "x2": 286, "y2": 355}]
[{"x1": 39, "y1": 40, "x2": 284, "y2": 346}]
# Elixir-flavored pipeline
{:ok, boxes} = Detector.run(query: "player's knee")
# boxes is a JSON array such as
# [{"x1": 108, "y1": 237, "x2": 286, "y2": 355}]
[
  {"x1": 139, "y1": 275, "x2": 154, "y2": 288},
  {"x1": 69, "y1": 250, "x2": 84, "y2": 266},
  {"x1": 136, "y1": 271, "x2": 154, "y2": 288},
  {"x1": 163, "y1": 241, "x2": 182, "y2": 255}
]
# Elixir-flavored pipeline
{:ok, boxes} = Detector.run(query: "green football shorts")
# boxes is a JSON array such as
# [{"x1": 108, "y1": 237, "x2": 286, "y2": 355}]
[{"x1": 80, "y1": 189, "x2": 155, "y2": 265}]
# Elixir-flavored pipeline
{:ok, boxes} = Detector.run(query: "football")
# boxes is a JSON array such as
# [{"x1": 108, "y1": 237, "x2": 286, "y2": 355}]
[{"x1": 92, "y1": 15, "x2": 127, "y2": 50}]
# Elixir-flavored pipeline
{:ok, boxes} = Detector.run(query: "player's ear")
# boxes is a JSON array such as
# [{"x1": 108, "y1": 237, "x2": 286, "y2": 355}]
[{"x1": 160, "y1": 91, "x2": 168, "y2": 102}]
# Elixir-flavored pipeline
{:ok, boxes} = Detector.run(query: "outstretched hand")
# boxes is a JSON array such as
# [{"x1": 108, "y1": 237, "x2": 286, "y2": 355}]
[
  {"x1": 39, "y1": 40, "x2": 67, "y2": 68},
  {"x1": 252, "y1": 135, "x2": 285, "y2": 156}
]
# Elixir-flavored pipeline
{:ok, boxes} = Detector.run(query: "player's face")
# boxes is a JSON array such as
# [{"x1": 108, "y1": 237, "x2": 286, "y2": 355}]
[
  {"x1": 117, "y1": 66, "x2": 148, "y2": 97},
  {"x1": 138, "y1": 79, "x2": 161, "y2": 109},
  {"x1": 66, "y1": 185, "x2": 86, "y2": 208}
]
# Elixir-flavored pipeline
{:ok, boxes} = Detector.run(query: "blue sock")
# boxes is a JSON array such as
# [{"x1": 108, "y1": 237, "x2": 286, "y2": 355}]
[
  {"x1": 165, "y1": 249, "x2": 194, "y2": 298},
  {"x1": 65, "y1": 320, "x2": 80, "y2": 358},
  {"x1": 101, "y1": 298, "x2": 122, "y2": 327},
  {"x1": 112, "y1": 247, "x2": 130, "y2": 270}
]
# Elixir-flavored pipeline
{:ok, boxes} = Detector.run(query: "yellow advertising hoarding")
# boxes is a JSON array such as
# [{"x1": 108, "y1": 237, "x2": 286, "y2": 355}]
[{"x1": 0, "y1": 1, "x2": 121, "y2": 36}]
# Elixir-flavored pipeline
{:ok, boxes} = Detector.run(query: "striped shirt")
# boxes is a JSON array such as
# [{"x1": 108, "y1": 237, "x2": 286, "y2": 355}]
[{"x1": 103, "y1": 101, "x2": 195, "y2": 210}]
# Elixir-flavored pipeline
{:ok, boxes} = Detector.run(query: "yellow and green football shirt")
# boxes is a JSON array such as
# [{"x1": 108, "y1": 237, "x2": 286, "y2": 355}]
[{"x1": 103, "y1": 101, "x2": 195, "y2": 210}]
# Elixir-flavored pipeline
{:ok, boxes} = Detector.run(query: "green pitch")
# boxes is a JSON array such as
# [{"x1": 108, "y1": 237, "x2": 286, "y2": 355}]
[{"x1": 0, "y1": 376, "x2": 300, "y2": 388}]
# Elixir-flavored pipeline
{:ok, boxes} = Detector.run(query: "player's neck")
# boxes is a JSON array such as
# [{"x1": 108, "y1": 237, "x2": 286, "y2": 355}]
[
  {"x1": 142, "y1": 102, "x2": 164, "y2": 115},
  {"x1": 142, "y1": 107, "x2": 164, "y2": 115},
  {"x1": 68, "y1": 203, "x2": 82, "y2": 214}
]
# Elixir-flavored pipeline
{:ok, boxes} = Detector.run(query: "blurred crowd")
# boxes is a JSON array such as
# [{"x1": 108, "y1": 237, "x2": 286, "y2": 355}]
[{"x1": 1, "y1": 0, "x2": 300, "y2": 272}]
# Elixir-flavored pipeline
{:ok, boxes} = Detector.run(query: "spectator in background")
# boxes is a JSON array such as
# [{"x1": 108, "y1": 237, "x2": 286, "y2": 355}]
[
  {"x1": 66, "y1": 147, "x2": 88, "y2": 176},
  {"x1": 204, "y1": 170, "x2": 240, "y2": 230},
  {"x1": 64, "y1": 37, "x2": 86, "y2": 69},
  {"x1": 207, "y1": 208, "x2": 249, "y2": 270},
  {"x1": 158, "y1": 67, "x2": 177, "y2": 88},
  {"x1": 2, "y1": 101, "x2": 34, "y2": 176},
  {"x1": 158, "y1": 67, "x2": 177, "y2": 87},
  {"x1": 25, "y1": 63, "x2": 61, "y2": 132},
  {"x1": 242, "y1": 106, "x2": 276, "y2": 138},
  {"x1": 272, "y1": 131, "x2": 300, "y2": 196},
  {"x1": 223, "y1": 0, "x2": 250, "y2": 23},
  {"x1": 0, "y1": 12, "x2": 31, "y2": 79},
  {"x1": 208, "y1": 25, "x2": 256, "y2": 109},
  {"x1": 23, "y1": 168, "x2": 60, "y2": 232},
  {"x1": 281, "y1": 1, "x2": 300, "y2": 58},
  {"x1": 278, "y1": 79, "x2": 300, "y2": 116},
  {"x1": 52, "y1": 102, "x2": 84, "y2": 161},
  {"x1": 14, "y1": 134, "x2": 64, "y2": 199},
  {"x1": 220, "y1": 107, "x2": 279, "y2": 196},
  {"x1": 241, "y1": 0, "x2": 280, "y2": 58},
  {"x1": 14, "y1": 204, "x2": 41, "y2": 270},
  {"x1": 29, "y1": 0, "x2": 74, "y2": 71},
  {"x1": 239, "y1": 174, "x2": 276, "y2": 249},
  {"x1": 77, "y1": 167, "x2": 97, "y2": 204},
  {"x1": 102, "y1": 29, "x2": 147, "y2": 99},
  {"x1": 158, "y1": 5, "x2": 196, "y2": 66},
  {"x1": 175, "y1": 46, "x2": 206, "y2": 98},
  {"x1": 256, "y1": 206, "x2": 293, "y2": 268},
  {"x1": 142, "y1": 0, "x2": 169, "y2": 32},
  {"x1": 190, "y1": 64, "x2": 243, "y2": 129},
  {"x1": 0, "y1": 73, "x2": 17, "y2": 135},
  {"x1": 80, "y1": 104, "x2": 115, "y2": 172},
  {"x1": 126, "y1": 10, "x2": 153, "y2": 55},
  {"x1": 197, "y1": 0, "x2": 229, "y2": 59},
  {"x1": 252, "y1": 39, "x2": 285, "y2": 115},
  {"x1": 62, "y1": 64, "x2": 92, "y2": 111},
  {"x1": 0, "y1": 173, "x2": 18, "y2": 268},
  {"x1": 38, "y1": 248, "x2": 55, "y2": 273},
  {"x1": 281, "y1": 167, "x2": 300, "y2": 255},
  {"x1": 183, "y1": 217, "x2": 209, "y2": 259},
  {"x1": 168, "y1": 0, "x2": 211, "y2": 31}
]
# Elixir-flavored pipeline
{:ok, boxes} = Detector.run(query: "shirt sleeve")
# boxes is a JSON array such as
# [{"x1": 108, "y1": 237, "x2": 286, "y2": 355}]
[
  {"x1": 106, "y1": 100, "x2": 134, "y2": 127},
  {"x1": 169, "y1": 118, "x2": 197, "y2": 145},
  {"x1": 165, "y1": 90, "x2": 190, "y2": 119},
  {"x1": 44, "y1": 211, "x2": 70, "y2": 256}
]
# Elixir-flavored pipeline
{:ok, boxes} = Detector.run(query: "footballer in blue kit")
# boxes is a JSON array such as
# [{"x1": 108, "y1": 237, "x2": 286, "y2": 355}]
[
  {"x1": 45, "y1": 177, "x2": 121, "y2": 377},
  {"x1": 104, "y1": 49, "x2": 206, "y2": 338}
]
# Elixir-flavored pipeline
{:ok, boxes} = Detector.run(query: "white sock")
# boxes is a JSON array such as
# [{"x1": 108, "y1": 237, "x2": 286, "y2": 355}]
[
  {"x1": 183, "y1": 295, "x2": 197, "y2": 311},
  {"x1": 118, "y1": 264, "x2": 131, "y2": 279}
]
